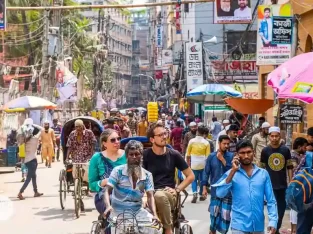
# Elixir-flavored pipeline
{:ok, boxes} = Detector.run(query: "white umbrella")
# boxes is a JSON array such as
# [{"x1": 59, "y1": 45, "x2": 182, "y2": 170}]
[{"x1": 4, "y1": 96, "x2": 57, "y2": 110}]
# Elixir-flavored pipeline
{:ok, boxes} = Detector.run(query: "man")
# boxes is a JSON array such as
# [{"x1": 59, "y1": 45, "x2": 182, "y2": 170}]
[
  {"x1": 251, "y1": 122, "x2": 271, "y2": 166},
  {"x1": 259, "y1": 8, "x2": 276, "y2": 47},
  {"x1": 17, "y1": 118, "x2": 43, "y2": 200},
  {"x1": 117, "y1": 118, "x2": 131, "y2": 139},
  {"x1": 40, "y1": 120, "x2": 56, "y2": 168},
  {"x1": 7, "y1": 128, "x2": 17, "y2": 147},
  {"x1": 202, "y1": 135, "x2": 234, "y2": 234},
  {"x1": 104, "y1": 140, "x2": 161, "y2": 234},
  {"x1": 51, "y1": 119, "x2": 62, "y2": 162},
  {"x1": 234, "y1": 0, "x2": 251, "y2": 18},
  {"x1": 258, "y1": 117, "x2": 266, "y2": 129},
  {"x1": 127, "y1": 112, "x2": 138, "y2": 136},
  {"x1": 307, "y1": 127, "x2": 313, "y2": 152},
  {"x1": 260, "y1": 126, "x2": 293, "y2": 234},
  {"x1": 170, "y1": 121, "x2": 184, "y2": 153},
  {"x1": 165, "y1": 115, "x2": 174, "y2": 130},
  {"x1": 104, "y1": 118, "x2": 120, "y2": 133},
  {"x1": 67, "y1": 119, "x2": 97, "y2": 209},
  {"x1": 143, "y1": 122, "x2": 195, "y2": 234},
  {"x1": 137, "y1": 115, "x2": 149, "y2": 137},
  {"x1": 289, "y1": 137, "x2": 308, "y2": 234},
  {"x1": 216, "y1": 120, "x2": 231, "y2": 150},
  {"x1": 182, "y1": 122, "x2": 197, "y2": 157},
  {"x1": 203, "y1": 127, "x2": 215, "y2": 153},
  {"x1": 210, "y1": 117, "x2": 222, "y2": 145},
  {"x1": 213, "y1": 140, "x2": 278, "y2": 234},
  {"x1": 186, "y1": 125, "x2": 210, "y2": 203},
  {"x1": 227, "y1": 124, "x2": 239, "y2": 153},
  {"x1": 217, "y1": 0, "x2": 234, "y2": 17}
]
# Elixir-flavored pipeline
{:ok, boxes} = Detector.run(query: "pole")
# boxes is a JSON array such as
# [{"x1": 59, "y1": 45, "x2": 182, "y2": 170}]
[
  {"x1": 40, "y1": 9, "x2": 50, "y2": 98},
  {"x1": 285, "y1": 15, "x2": 298, "y2": 150}
]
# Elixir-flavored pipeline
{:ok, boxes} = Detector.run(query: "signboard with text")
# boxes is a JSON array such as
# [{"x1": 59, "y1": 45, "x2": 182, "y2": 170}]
[
  {"x1": 156, "y1": 25, "x2": 163, "y2": 48},
  {"x1": 280, "y1": 104, "x2": 303, "y2": 124},
  {"x1": 185, "y1": 42, "x2": 203, "y2": 91}
]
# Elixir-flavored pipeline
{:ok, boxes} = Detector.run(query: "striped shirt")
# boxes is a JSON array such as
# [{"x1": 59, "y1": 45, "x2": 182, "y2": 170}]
[
  {"x1": 107, "y1": 165, "x2": 154, "y2": 214},
  {"x1": 186, "y1": 136, "x2": 210, "y2": 170}
]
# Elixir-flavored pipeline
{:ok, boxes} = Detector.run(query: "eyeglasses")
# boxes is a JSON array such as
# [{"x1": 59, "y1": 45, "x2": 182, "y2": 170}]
[
  {"x1": 110, "y1": 137, "x2": 121, "y2": 143},
  {"x1": 154, "y1": 131, "x2": 169, "y2": 138}
]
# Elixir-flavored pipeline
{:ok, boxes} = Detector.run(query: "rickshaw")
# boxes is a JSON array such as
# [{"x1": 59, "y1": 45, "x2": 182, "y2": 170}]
[
  {"x1": 58, "y1": 116, "x2": 104, "y2": 218},
  {"x1": 90, "y1": 137, "x2": 193, "y2": 234}
]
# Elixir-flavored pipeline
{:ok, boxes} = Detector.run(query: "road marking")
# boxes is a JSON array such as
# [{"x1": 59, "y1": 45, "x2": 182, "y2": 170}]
[{"x1": 0, "y1": 195, "x2": 14, "y2": 221}]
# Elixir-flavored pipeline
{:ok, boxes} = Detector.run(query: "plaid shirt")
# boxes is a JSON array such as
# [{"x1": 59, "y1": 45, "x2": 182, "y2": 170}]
[
  {"x1": 291, "y1": 150, "x2": 306, "y2": 177},
  {"x1": 127, "y1": 118, "x2": 138, "y2": 135}
]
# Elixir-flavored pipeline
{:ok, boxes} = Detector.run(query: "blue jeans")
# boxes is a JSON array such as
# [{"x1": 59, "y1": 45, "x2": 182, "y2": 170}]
[
  {"x1": 20, "y1": 159, "x2": 38, "y2": 193},
  {"x1": 192, "y1": 169, "x2": 204, "y2": 195},
  {"x1": 297, "y1": 208, "x2": 313, "y2": 234}
]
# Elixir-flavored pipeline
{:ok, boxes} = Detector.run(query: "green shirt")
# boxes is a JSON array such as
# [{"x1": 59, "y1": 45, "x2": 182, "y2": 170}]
[{"x1": 88, "y1": 152, "x2": 127, "y2": 192}]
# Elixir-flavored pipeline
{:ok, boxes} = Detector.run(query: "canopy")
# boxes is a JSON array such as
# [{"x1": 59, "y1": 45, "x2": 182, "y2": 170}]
[
  {"x1": 4, "y1": 96, "x2": 57, "y2": 110},
  {"x1": 225, "y1": 98, "x2": 274, "y2": 114}
]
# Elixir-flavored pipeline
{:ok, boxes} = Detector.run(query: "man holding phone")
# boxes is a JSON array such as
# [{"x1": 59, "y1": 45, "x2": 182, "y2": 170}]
[{"x1": 213, "y1": 140, "x2": 278, "y2": 234}]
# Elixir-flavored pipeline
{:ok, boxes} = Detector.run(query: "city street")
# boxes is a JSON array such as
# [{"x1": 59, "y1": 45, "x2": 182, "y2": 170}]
[{"x1": 0, "y1": 155, "x2": 291, "y2": 234}]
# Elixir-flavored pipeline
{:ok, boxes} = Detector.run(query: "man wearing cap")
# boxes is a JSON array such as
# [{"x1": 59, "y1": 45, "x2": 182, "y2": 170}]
[
  {"x1": 251, "y1": 122, "x2": 271, "y2": 166},
  {"x1": 40, "y1": 120, "x2": 56, "y2": 168},
  {"x1": 215, "y1": 120, "x2": 230, "y2": 150},
  {"x1": 183, "y1": 122, "x2": 197, "y2": 157},
  {"x1": 210, "y1": 117, "x2": 222, "y2": 145},
  {"x1": 260, "y1": 126, "x2": 293, "y2": 234},
  {"x1": 227, "y1": 124, "x2": 239, "y2": 153}
]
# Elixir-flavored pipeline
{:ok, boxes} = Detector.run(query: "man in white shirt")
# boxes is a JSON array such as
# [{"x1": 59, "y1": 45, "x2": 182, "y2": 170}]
[{"x1": 234, "y1": 0, "x2": 251, "y2": 18}]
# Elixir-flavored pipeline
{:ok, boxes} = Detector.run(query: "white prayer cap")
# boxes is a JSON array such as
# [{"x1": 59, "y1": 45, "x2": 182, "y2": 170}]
[
  {"x1": 261, "y1": 122, "x2": 271, "y2": 128},
  {"x1": 44, "y1": 119, "x2": 50, "y2": 124},
  {"x1": 24, "y1": 118, "x2": 33, "y2": 126},
  {"x1": 189, "y1": 122, "x2": 197, "y2": 127},
  {"x1": 269, "y1": 126, "x2": 280, "y2": 134},
  {"x1": 222, "y1": 119, "x2": 230, "y2": 124}
]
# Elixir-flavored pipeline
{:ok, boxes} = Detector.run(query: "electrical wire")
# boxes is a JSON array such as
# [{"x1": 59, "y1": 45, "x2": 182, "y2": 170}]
[
  {"x1": 5, "y1": 30, "x2": 44, "y2": 44},
  {"x1": 4, "y1": 37, "x2": 42, "y2": 46},
  {"x1": 4, "y1": 24, "x2": 44, "y2": 39},
  {"x1": 7, "y1": 16, "x2": 46, "y2": 26}
]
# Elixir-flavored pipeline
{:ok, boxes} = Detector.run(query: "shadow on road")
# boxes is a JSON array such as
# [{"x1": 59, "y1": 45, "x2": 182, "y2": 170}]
[
  {"x1": 34, "y1": 207, "x2": 93, "y2": 221},
  {"x1": 8, "y1": 194, "x2": 59, "y2": 201}
]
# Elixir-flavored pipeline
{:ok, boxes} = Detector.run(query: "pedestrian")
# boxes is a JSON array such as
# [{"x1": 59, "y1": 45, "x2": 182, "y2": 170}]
[
  {"x1": 203, "y1": 126, "x2": 215, "y2": 153},
  {"x1": 210, "y1": 117, "x2": 222, "y2": 146},
  {"x1": 251, "y1": 122, "x2": 271, "y2": 166},
  {"x1": 40, "y1": 120, "x2": 56, "y2": 168},
  {"x1": 260, "y1": 126, "x2": 293, "y2": 234},
  {"x1": 227, "y1": 124, "x2": 239, "y2": 153},
  {"x1": 117, "y1": 118, "x2": 131, "y2": 139},
  {"x1": 186, "y1": 125, "x2": 211, "y2": 203},
  {"x1": 137, "y1": 115, "x2": 149, "y2": 136},
  {"x1": 289, "y1": 137, "x2": 308, "y2": 234},
  {"x1": 51, "y1": 119, "x2": 62, "y2": 162},
  {"x1": 170, "y1": 121, "x2": 184, "y2": 153},
  {"x1": 216, "y1": 121, "x2": 231, "y2": 150},
  {"x1": 202, "y1": 135, "x2": 234, "y2": 234},
  {"x1": 182, "y1": 122, "x2": 197, "y2": 157},
  {"x1": 17, "y1": 118, "x2": 43, "y2": 200},
  {"x1": 213, "y1": 140, "x2": 278, "y2": 234}
]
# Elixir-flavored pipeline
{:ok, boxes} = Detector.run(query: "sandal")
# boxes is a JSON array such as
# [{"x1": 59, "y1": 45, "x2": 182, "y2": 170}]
[{"x1": 17, "y1": 193, "x2": 25, "y2": 200}]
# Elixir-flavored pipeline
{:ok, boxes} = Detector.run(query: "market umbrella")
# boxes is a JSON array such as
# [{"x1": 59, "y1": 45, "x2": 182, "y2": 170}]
[
  {"x1": 225, "y1": 98, "x2": 274, "y2": 114},
  {"x1": 4, "y1": 96, "x2": 57, "y2": 110},
  {"x1": 267, "y1": 52, "x2": 313, "y2": 104},
  {"x1": 186, "y1": 84, "x2": 242, "y2": 103}
]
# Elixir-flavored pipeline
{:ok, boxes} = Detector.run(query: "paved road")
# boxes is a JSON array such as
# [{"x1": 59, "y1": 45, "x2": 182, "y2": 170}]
[{"x1": 0, "y1": 155, "x2": 291, "y2": 234}]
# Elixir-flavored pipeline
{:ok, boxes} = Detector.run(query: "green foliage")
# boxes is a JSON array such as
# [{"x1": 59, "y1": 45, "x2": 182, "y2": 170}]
[{"x1": 78, "y1": 97, "x2": 93, "y2": 112}]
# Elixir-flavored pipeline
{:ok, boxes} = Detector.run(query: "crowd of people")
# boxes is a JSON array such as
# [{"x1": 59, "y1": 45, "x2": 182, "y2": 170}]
[{"x1": 10, "y1": 110, "x2": 313, "y2": 234}]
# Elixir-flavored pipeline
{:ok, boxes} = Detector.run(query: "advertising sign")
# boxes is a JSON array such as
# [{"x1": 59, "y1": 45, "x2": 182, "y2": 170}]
[
  {"x1": 214, "y1": 0, "x2": 252, "y2": 24},
  {"x1": 175, "y1": 3, "x2": 181, "y2": 34},
  {"x1": 256, "y1": 4, "x2": 293, "y2": 65},
  {"x1": 162, "y1": 50, "x2": 173, "y2": 66},
  {"x1": 139, "y1": 60, "x2": 150, "y2": 71},
  {"x1": 186, "y1": 42, "x2": 203, "y2": 91},
  {"x1": 280, "y1": 104, "x2": 303, "y2": 124},
  {"x1": 156, "y1": 25, "x2": 163, "y2": 48},
  {"x1": 0, "y1": 0, "x2": 5, "y2": 30}
]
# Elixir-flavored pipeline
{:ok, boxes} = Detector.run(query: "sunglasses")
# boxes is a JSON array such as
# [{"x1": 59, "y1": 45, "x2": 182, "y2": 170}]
[
  {"x1": 154, "y1": 132, "x2": 169, "y2": 138},
  {"x1": 110, "y1": 137, "x2": 121, "y2": 143}
]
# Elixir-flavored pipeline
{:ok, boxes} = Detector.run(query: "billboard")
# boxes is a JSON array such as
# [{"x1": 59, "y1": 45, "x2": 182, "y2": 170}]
[
  {"x1": 162, "y1": 50, "x2": 173, "y2": 66},
  {"x1": 256, "y1": 4, "x2": 293, "y2": 65},
  {"x1": 156, "y1": 25, "x2": 163, "y2": 48},
  {"x1": 185, "y1": 42, "x2": 203, "y2": 91},
  {"x1": 214, "y1": 0, "x2": 252, "y2": 24},
  {"x1": 173, "y1": 41, "x2": 184, "y2": 65},
  {"x1": 0, "y1": 0, "x2": 6, "y2": 30}
]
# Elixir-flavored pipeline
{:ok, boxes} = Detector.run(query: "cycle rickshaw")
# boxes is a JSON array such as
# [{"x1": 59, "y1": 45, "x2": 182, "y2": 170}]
[
  {"x1": 58, "y1": 116, "x2": 104, "y2": 218},
  {"x1": 90, "y1": 137, "x2": 193, "y2": 234}
]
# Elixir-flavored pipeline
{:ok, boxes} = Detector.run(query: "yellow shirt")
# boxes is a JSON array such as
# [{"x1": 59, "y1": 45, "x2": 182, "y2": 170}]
[
  {"x1": 40, "y1": 129, "x2": 56, "y2": 146},
  {"x1": 186, "y1": 136, "x2": 210, "y2": 170},
  {"x1": 138, "y1": 121, "x2": 148, "y2": 136}
]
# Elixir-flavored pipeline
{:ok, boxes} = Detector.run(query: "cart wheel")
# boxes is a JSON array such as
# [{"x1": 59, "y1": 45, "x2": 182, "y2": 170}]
[
  {"x1": 90, "y1": 221, "x2": 103, "y2": 234},
  {"x1": 74, "y1": 178, "x2": 81, "y2": 218},
  {"x1": 180, "y1": 224, "x2": 193, "y2": 234},
  {"x1": 59, "y1": 169, "x2": 67, "y2": 210}
]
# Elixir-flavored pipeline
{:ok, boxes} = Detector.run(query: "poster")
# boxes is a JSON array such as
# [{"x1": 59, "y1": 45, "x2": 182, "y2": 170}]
[
  {"x1": 0, "y1": 0, "x2": 5, "y2": 30},
  {"x1": 214, "y1": 0, "x2": 252, "y2": 24},
  {"x1": 256, "y1": 4, "x2": 293, "y2": 65},
  {"x1": 156, "y1": 25, "x2": 163, "y2": 48},
  {"x1": 185, "y1": 42, "x2": 203, "y2": 91},
  {"x1": 162, "y1": 50, "x2": 173, "y2": 66},
  {"x1": 280, "y1": 104, "x2": 303, "y2": 124}
]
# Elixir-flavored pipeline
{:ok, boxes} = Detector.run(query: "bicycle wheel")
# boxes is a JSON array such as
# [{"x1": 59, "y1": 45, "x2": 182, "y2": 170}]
[
  {"x1": 59, "y1": 169, "x2": 67, "y2": 210},
  {"x1": 180, "y1": 224, "x2": 193, "y2": 234},
  {"x1": 74, "y1": 178, "x2": 81, "y2": 218},
  {"x1": 90, "y1": 221, "x2": 103, "y2": 234}
]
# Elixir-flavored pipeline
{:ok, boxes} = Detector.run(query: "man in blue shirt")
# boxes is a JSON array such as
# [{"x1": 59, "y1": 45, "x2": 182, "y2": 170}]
[
  {"x1": 202, "y1": 135, "x2": 234, "y2": 234},
  {"x1": 213, "y1": 140, "x2": 278, "y2": 234}
]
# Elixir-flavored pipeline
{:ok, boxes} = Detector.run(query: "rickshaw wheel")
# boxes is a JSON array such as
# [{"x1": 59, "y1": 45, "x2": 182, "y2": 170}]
[
  {"x1": 90, "y1": 221, "x2": 103, "y2": 234},
  {"x1": 180, "y1": 224, "x2": 193, "y2": 234},
  {"x1": 74, "y1": 178, "x2": 81, "y2": 218},
  {"x1": 59, "y1": 169, "x2": 67, "y2": 210}
]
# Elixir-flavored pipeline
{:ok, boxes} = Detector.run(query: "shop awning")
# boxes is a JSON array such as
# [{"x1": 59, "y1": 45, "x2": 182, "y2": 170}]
[{"x1": 225, "y1": 98, "x2": 274, "y2": 114}]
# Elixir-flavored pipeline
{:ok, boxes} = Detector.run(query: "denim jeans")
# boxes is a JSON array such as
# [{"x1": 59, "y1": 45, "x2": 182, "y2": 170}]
[
  {"x1": 20, "y1": 159, "x2": 38, "y2": 193},
  {"x1": 192, "y1": 169, "x2": 204, "y2": 195},
  {"x1": 297, "y1": 208, "x2": 313, "y2": 234}
]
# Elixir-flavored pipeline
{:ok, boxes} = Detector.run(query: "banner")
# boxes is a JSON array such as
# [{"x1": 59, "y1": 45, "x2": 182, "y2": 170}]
[
  {"x1": 214, "y1": 0, "x2": 252, "y2": 24},
  {"x1": 256, "y1": 4, "x2": 293, "y2": 65},
  {"x1": 156, "y1": 25, "x2": 163, "y2": 48},
  {"x1": 186, "y1": 42, "x2": 203, "y2": 91},
  {"x1": 0, "y1": 0, "x2": 6, "y2": 30},
  {"x1": 162, "y1": 50, "x2": 173, "y2": 66},
  {"x1": 173, "y1": 41, "x2": 184, "y2": 65},
  {"x1": 175, "y1": 3, "x2": 181, "y2": 34}
]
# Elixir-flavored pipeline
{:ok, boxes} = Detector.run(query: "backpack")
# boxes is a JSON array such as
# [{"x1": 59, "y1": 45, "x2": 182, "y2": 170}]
[{"x1": 286, "y1": 168, "x2": 313, "y2": 213}]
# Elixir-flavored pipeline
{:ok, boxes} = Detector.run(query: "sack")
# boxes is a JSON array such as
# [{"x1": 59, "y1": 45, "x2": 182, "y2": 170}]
[{"x1": 286, "y1": 168, "x2": 313, "y2": 212}]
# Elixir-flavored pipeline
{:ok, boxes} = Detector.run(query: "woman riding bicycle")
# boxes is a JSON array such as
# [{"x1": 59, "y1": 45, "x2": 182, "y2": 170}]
[{"x1": 88, "y1": 129, "x2": 127, "y2": 217}]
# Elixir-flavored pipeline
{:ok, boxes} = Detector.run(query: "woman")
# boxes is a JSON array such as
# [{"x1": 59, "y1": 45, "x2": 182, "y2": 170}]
[{"x1": 88, "y1": 129, "x2": 127, "y2": 219}]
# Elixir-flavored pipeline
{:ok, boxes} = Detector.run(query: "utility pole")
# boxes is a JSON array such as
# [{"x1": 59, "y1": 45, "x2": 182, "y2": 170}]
[{"x1": 40, "y1": 8, "x2": 50, "y2": 98}]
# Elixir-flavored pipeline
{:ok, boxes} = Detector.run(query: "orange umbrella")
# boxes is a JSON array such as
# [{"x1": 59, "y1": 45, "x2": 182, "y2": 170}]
[{"x1": 225, "y1": 98, "x2": 274, "y2": 114}]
